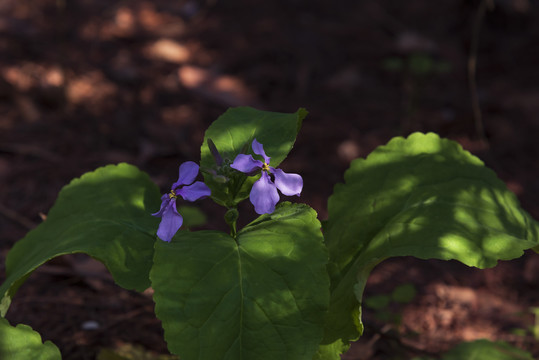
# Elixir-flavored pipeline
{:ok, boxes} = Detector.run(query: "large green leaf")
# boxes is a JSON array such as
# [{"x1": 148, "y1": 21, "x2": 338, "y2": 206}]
[
  {"x1": 0, "y1": 163, "x2": 161, "y2": 316},
  {"x1": 317, "y1": 133, "x2": 539, "y2": 359},
  {"x1": 200, "y1": 107, "x2": 307, "y2": 207},
  {"x1": 0, "y1": 318, "x2": 61, "y2": 359},
  {"x1": 151, "y1": 203, "x2": 329, "y2": 360}
]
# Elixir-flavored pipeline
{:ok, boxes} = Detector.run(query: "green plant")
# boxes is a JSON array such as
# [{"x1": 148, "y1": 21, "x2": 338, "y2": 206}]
[{"x1": 1, "y1": 107, "x2": 538, "y2": 359}]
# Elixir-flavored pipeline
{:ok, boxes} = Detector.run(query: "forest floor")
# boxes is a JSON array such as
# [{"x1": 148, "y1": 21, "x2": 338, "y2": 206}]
[{"x1": 1, "y1": 0, "x2": 539, "y2": 359}]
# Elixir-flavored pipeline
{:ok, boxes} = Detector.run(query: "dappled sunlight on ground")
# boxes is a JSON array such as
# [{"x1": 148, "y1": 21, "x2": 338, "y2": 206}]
[{"x1": 1, "y1": 0, "x2": 539, "y2": 358}]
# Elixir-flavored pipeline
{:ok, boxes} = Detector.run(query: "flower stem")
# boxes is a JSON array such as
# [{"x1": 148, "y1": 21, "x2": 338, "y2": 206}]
[{"x1": 224, "y1": 208, "x2": 239, "y2": 238}]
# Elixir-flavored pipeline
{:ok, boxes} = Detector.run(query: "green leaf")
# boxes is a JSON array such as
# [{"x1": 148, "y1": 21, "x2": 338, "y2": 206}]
[
  {"x1": 150, "y1": 203, "x2": 329, "y2": 360},
  {"x1": 317, "y1": 133, "x2": 539, "y2": 359},
  {"x1": 374, "y1": 310, "x2": 400, "y2": 324},
  {"x1": 177, "y1": 205, "x2": 207, "y2": 228},
  {"x1": 0, "y1": 163, "x2": 160, "y2": 316},
  {"x1": 363, "y1": 295, "x2": 390, "y2": 310},
  {"x1": 382, "y1": 57, "x2": 404, "y2": 72},
  {"x1": 97, "y1": 343, "x2": 179, "y2": 360},
  {"x1": 408, "y1": 53, "x2": 434, "y2": 76},
  {"x1": 440, "y1": 339, "x2": 534, "y2": 360},
  {"x1": 0, "y1": 318, "x2": 61, "y2": 359},
  {"x1": 200, "y1": 107, "x2": 307, "y2": 207},
  {"x1": 391, "y1": 284, "x2": 416, "y2": 304}
]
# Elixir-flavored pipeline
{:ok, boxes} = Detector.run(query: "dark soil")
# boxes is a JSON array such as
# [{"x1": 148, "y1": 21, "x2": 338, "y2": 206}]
[{"x1": 1, "y1": 0, "x2": 539, "y2": 359}]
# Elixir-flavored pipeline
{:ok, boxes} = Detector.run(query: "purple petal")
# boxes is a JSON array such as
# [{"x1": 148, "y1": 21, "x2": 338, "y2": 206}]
[
  {"x1": 231, "y1": 154, "x2": 263, "y2": 174},
  {"x1": 152, "y1": 194, "x2": 172, "y2": 217},
  {"x1": 154, "y1": 199, "x2": 183, "y2": 242},
  {"x1": 177, "y1": 181, "x2": 211, "y2": 202},
  {"x1": 272, "y1": 168, "x2": 303, "y2": 196},
  {"x1": 172, "y1": 161, "x2": 199, "y2": 189},
  {"x1": 250, "y1": 172, "x2": 279, "y2": 214},
  {"x1": 252, "y1": 139, "x2": 270, "y2": 164}
]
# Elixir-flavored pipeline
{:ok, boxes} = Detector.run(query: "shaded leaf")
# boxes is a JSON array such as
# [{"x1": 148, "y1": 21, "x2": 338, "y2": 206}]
[
  {"x1": 178, "y1": 205, "x2": 207, "y2": 228},
  {"x1": 363, "y1": 295, "x2": 390, "y2": 310},
  {"x1": 441, "y1": 339, "x2": 533, "y2": 360},
  {"x1": 391, "y1": 284, "x2": 416, "y2": 304},
  {"x1": 411, "y1": 339, "x2": 533, "y2": 360},
  {"x1": 97, "y1": 343, "x2": 178, "y2": 360},
  {"x1": 0, "y1": 163, "x2": 160, "y2": 316}
]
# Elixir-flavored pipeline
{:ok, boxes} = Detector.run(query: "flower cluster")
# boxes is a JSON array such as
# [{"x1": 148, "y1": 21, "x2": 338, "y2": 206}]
[
  {"x1": 231, "y1": 139, "x2": 303, "y2": 214},
  {"x1": 152, "y1": 161, "x2": 211, "y2": 242},
  {"x1": 153, "y1": 139, "x2": 303, "y2": 241}
]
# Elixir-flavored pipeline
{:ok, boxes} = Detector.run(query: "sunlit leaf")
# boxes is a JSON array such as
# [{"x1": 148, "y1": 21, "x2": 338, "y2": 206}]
[
  {"x1": 200, "y1": 107, "x2": 307, "y2": 207},
  {"x1": 151, "y1": 203, "x2": 329, "y2": 360},
  {"x1": 0, "y1": 318, "x2": 61, "y2": 360},
  {"x1": 317, "y1": 133, "x2": 539, "y2": 359}
]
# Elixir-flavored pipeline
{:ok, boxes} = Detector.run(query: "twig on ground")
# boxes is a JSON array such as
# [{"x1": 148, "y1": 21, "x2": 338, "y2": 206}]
[
  {"x1": 0, "y1": 143, "x2": 62, "y2": 163},
  {"x1": 0, "y1": 202, "x2": 37, "y2": 229}
]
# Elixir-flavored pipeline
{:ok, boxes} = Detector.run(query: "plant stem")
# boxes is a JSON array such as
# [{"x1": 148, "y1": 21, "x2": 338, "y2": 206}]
[
  {"x1": 230, "y1": 221, "x2": 237, "y2": 238},
  {"x1": 225, "y1": 207, "x2": 239, "y2": 239},
  {"x1": 468, "y1": 0, "x2": 493, "y2": 145}
]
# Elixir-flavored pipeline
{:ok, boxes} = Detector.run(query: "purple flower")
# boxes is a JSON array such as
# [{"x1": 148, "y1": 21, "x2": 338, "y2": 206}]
[
  {"x1": 231, "y1": 139, "x2": 302, "y2": 214},
  {"x1": 152, "y1": 161, "x2": 211, "y2": 242}
]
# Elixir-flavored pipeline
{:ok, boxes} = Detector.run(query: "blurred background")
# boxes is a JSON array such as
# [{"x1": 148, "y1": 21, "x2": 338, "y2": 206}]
[{"x1": 1, "y1": 0, "x2": 538, "y2": 359}]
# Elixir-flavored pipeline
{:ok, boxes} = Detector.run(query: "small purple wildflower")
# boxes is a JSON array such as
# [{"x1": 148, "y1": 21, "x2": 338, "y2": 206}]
[
  {"x1": 152, "y1": 161, "x2": 211, "y2": 242},
  {"x1": 231, "y1": 139, "x2": 302, "y2": 214}
]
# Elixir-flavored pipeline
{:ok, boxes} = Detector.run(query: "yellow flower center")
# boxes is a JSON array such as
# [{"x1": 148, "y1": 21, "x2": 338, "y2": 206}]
[
  {"x1": 168, "y1": 189, "x2": 178, "y2": 199},
  {"x1": 262, "y1": 163, "x2": 270, "y2": 172}
]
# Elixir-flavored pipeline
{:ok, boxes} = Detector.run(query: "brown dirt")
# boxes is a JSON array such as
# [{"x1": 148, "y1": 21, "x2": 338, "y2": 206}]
[{"x1": 1, "y1": 0, "x2": 539, "y2": 359}]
